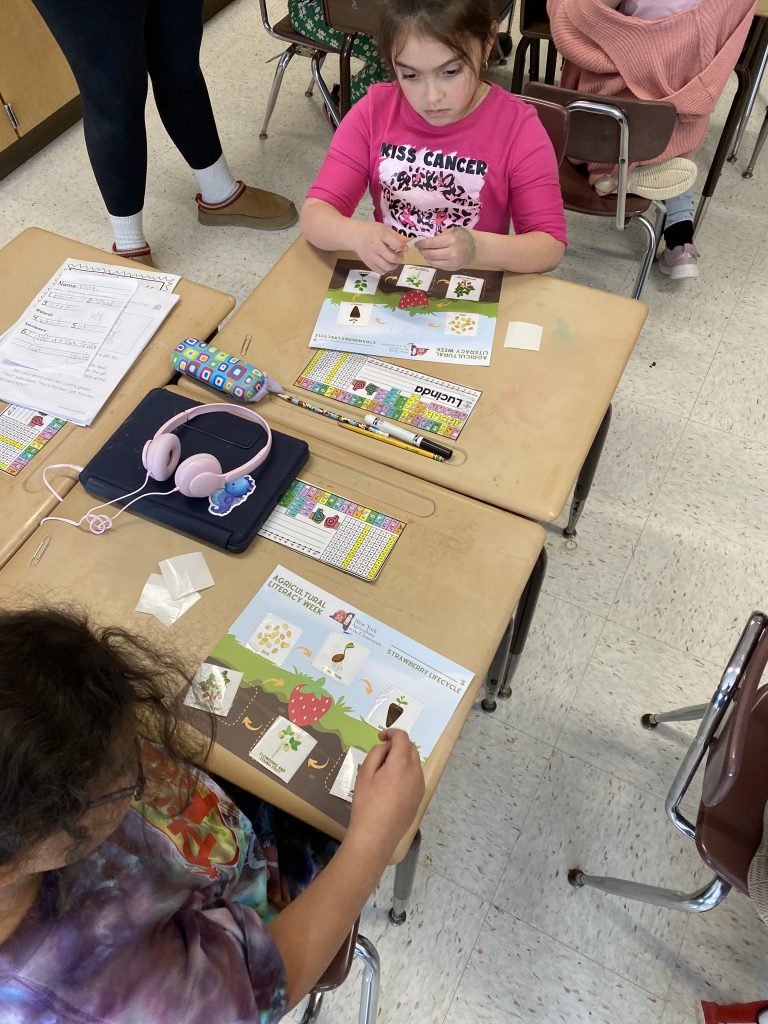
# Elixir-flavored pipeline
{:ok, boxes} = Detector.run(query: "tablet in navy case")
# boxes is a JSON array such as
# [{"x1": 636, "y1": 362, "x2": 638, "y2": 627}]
[{"x1": 80, "y1": 388, "x2": 309, "y2": 552}]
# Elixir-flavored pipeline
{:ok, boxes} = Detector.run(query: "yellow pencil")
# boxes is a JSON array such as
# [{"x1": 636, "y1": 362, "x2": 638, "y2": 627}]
[{"x1": 338, "y1": 422, "x2": 445, "y2": 462}]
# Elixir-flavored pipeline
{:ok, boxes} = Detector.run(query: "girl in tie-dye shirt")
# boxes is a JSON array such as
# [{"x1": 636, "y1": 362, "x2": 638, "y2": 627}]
[{"x1": 0, "y1": 609, "x2": 425, "y2": 1024}]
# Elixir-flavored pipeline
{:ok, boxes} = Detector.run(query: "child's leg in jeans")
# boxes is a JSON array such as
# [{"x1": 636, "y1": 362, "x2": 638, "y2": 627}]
[{"x1": 663, "y1": 188, "x2": 695, "y2": 249}]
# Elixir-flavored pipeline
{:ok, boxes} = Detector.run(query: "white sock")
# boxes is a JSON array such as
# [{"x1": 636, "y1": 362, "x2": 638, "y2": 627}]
[
  {"x1": 110, "y1": 212, "x2": 147, "y2": 251},
  {"x1": 193, "y1": 154, "x2": 239, "y2": 204}
]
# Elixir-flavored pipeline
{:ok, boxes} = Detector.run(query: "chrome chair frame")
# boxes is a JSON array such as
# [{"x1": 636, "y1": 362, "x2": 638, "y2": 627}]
[
  {"x1": 569, "y1": 611, "x2": 768, "y2": 914},
  {"x1": 299, "y1": 934, "x2": 381, "y2": 1024}
]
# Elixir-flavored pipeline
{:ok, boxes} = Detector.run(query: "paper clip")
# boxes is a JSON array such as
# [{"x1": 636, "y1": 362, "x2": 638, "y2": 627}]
[
  {"x1": 29, "y1": 535, "x2": 51, "y2": 567},
  {"x1": 241, "y1": 333, "x2": 252, "y2": 355}
]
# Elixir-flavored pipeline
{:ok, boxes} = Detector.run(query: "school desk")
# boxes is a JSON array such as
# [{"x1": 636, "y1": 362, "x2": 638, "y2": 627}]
[
  {"x1": 0, "y1": 389, "x2": 544, "y2": 919},
  {"x1": 0, "y1": 227, "x2": 235, "y2": 569},
  {"x1": 178, "y1": 237, "x2": 646, "y2": 532}
]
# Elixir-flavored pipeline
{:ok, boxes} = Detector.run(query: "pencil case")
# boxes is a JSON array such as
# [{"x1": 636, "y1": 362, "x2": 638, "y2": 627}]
[{"x1": 172, "y1": 338, "x2": 280, "y2": 402}]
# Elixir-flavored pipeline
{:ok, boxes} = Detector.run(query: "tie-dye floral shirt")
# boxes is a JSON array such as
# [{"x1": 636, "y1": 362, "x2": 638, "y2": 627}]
[{"x1": 0, "y1": 746, "x2": 333, "y2": 1024}]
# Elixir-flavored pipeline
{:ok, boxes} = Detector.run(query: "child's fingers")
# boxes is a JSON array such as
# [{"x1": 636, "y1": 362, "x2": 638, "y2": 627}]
[{"x1": 359, "y1": 737, "x2": 392, "y2": 777}]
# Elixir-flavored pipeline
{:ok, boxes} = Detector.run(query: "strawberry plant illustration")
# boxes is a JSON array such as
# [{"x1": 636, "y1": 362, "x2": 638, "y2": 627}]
[
  {"x1": 453, "y1": 278, "x2": 476, "y2": 299},
  {"x1": 288, "y1": 675, "x2": 334, "y2": 727},
  {"x1": 272, "y1": 723, "x2": 302, "y2": 758},
  {"x1": 198, "y1": 669, "x2": 228, "y2": 707},
  {"x1": 405, "y1": 272, "x2": 424, "y2": 288}
]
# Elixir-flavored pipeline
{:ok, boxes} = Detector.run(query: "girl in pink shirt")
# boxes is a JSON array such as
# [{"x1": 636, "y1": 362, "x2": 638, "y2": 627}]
[{"x1": 301, "y1": 0, "x2": 567, "y2": 276}]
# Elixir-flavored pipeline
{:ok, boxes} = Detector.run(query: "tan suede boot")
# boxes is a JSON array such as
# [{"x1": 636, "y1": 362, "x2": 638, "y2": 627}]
[
  {"x1": 111, "y1": 242, "x2": 155, "y2": 267},
  {"x1": 196, "y1": 181, "x2": 298, "y2": 231}
]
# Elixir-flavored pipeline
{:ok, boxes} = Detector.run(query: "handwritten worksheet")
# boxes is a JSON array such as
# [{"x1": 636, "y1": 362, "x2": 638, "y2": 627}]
[
  {"x1": 296, "y1": 351, "x2": 481, "y2": 440},
  {"x1": 0, "y1": 271, "x2": 137, "y2": 376},
  {"x1": 258, "y1": 479, "x2": 405, "y2": 581}
]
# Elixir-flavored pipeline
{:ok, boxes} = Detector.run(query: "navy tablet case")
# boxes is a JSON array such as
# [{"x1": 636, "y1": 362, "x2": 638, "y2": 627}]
[{"x1": 80, "y1": 388, "x2": 309, "y2": 552}]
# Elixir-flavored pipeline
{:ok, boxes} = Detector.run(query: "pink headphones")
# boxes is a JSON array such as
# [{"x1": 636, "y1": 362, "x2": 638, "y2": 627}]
[{"x1": 141, "y1": 402, "x2": 273, "y2": 498}]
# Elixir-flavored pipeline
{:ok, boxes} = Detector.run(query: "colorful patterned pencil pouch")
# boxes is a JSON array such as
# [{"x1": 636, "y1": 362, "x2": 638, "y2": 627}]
[{"x1": 172, "y1": 338, "x2": 280, "y2": 402}]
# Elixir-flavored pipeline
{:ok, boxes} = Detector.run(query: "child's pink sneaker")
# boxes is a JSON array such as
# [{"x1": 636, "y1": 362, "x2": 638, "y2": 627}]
[
  {"x1": 700, "y1": 1001, "x2": 768, "y2": 1024},
  {"x1": 658, "y1": 242, "x2": 699, "y2": 279}
]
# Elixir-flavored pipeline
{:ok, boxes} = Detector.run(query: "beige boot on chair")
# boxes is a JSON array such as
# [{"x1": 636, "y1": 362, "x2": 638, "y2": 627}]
[
  {"x1": 196, "y1": 180, "x2": 298, "y2": 231},
  {"x1": 594, "y1": 157, "x2": 698, "y2": 200}
]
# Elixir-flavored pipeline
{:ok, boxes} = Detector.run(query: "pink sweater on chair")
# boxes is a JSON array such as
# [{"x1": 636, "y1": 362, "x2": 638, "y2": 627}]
[{"x1": 547, "y1": 0, "x2": 756, "y2": 167}]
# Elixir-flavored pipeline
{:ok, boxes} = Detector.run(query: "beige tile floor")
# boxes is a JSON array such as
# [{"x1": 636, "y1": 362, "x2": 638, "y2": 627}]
[{"x1": 2, "y1": 3, "x2": 768, "y2": 1020}]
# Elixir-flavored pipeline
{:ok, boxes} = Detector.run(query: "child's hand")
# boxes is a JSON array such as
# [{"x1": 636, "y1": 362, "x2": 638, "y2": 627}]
[
  {"x1": 347, "y1": 729, "x2": 425, "y2": 859},
  {"x1": 415, "y1": 227, "x2": 476, "y2": 271},
  {"x1": 353, "y1": 222, "x2": 408, "y2": 274}
]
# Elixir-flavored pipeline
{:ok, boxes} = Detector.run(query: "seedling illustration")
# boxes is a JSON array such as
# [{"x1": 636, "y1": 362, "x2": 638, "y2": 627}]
[
  {"x1": 272, "y1": 723, "x2": 302, "y2": 758},
  {"x1": 405, "y1": 272, "x2": 423, "y2": 288},
  {"x1": 386, "y1": 694, "x2": 409, "y2": 727},
  {"x1": 331, "y1": 642, "x2": 356, "y2": 665},
  {"x1": 353, "y1": 274, "x2": 369, "y2": 292}
]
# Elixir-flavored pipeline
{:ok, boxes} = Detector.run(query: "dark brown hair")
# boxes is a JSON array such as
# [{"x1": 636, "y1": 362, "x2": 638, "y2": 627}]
[
  {"x1": 0, "y1": 607, "x2": 211, "y2": 866},
  {"x1": 377, "y1": 0, "x2": 497, "y2": 74}
]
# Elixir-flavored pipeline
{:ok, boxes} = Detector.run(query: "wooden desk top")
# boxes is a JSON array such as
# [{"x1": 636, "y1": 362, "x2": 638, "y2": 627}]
[
  {"x1": 0, "y1": 228, "x2": 235, "y2": 568},
  {"x1": 204, "y1": 237, "x2": 647, "y2": 522},
  {"x1": 757, "y1": 0, "x2": 768, "y2": 19},
  {"x1": 0, "y1": 389, "x2": 544, "y2": 861}
]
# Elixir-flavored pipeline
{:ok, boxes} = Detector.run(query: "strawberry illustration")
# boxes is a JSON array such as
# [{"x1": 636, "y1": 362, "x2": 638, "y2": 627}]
[
  {"x1": 398, "y1": 288, "x2": 430, "y2": 314},
  {"x1": 288, "y1": 677, "x2": 333, "y2": 726}
]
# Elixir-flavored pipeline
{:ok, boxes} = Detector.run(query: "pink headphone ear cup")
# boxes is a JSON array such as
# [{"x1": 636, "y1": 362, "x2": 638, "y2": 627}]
[
  {"x1": 142, "y1": 434, "x2": 182, "y2": 481},
  {"x1": 175, "y1": 453, "x2": 223, "y2": 498}
]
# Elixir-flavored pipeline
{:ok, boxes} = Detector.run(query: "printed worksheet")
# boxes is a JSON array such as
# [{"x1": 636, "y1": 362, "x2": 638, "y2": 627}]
[
  {"x1": 258, "y1": 479, "x2": 405, "y2": 581},
  {"x1": 181, "y1": 566, "x2": 474, "y2": 826},
  {"x1": 296, "y1": 351, "x2": 481, "y2": 440},
  {"x1": 308, "y1": 259, "x2": 503, "y2": 366}
]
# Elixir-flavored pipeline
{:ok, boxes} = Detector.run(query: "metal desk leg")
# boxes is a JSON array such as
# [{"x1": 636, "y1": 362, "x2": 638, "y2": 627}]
[
  {"x1": 389, "y1": 829, "x2": 421, "y2": 925},
  {"x1": 498, "y1": 547, "x2": 547, "y2": 700},
  {"x1": 563, "y1": 404, "x2": 612, "y2": 538},
  {"x1": 695, "y1": 18, "x2": 768, "y2": 234},
  {"x1": 339, "y1": 33, "x2": 355, "y2": 119},
  {"x1": 481, "y1": 617, "x2": 515, "y2": 713},
  {"x1": 729, "y1": 26, "x2": 768, "y2": 162},
  {"x1": 743, "y1": 106, "x2": 768, "y2": 177}
]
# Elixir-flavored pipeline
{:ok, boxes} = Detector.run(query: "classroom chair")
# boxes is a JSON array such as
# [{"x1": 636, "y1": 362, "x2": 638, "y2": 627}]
[
  {"x1": 520, "y1": 95, "x2": 569, "y2": 166},
  {"x1": 523, "y1": 82, "x2": 677, "y2": 300},
  {"x1": 569, "y1": 610, "x2": 768, "y2": 914},
  {"x1": 300, "y1": 921, "x2": 380, "y2": 1023},
  {"x1": 257, "y1": 0, "x2": 343, "y2": 138},
  {"x1": 511, "y1": 0, "x2": 560, "y2": 95}
]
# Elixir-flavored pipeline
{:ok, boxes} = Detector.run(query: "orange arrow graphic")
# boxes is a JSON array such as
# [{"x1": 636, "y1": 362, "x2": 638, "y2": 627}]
[
  {"x1": 296, "y1": 646, "x2": 312, "y2": 657},
  {"x1": 242, "y1": 717, "x2": 260, "y2": 731},
  {"x1": 361, "y1": 678, "x2": 374, "y2": 694},
  {"x1": 308, "y1": 756, "x2": 330, "y2": 769},
  {"x1": 263, "y1": 677, "x2": 285, "y2": 688}
]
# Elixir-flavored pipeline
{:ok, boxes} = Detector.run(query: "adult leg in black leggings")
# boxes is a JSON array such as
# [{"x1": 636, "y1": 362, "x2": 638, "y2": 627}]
[{"x1": 31, "y1": 0, "x2": 297, "y2": 259}]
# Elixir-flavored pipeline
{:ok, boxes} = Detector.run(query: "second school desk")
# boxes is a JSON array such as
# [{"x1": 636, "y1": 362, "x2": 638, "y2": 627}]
[
  {"x1": 195, "y1": 237, "x2": 648, "y2": 529},
  {"x1": 0, "y1": 395, "x2": 544, "y2": 918},
  {"x1": 0, "y1": 227, "x2": 235, "y2": 568}
]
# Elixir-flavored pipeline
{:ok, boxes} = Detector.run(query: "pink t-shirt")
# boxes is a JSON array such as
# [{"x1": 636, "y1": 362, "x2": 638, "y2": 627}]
[{"x1": 307, "y1": 82, "x2": 567, "y2": 244}]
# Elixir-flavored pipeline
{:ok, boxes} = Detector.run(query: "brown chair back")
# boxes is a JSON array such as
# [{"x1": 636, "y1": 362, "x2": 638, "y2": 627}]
[
  {"x1": 702, "y1": 623, "x2": 768, "y2": 807},
  {"x1": 521, "y1": 95, "x2": 569, "y2": 166},
  {"x1": 312, "y1": 919, "x2": 360, "y2": 992},
  {"x1": 523, "y1": 81, "x2": 677, "y2": 165},
  {"x1": 321, "y1": 0, "x2": 382, "y2": 36}
]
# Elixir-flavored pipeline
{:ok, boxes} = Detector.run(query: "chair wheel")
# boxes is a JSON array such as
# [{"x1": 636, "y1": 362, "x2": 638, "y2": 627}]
[
  {"x1": 641, "y1": 713, "x2": 658, "y2": 730},
  {"x1": 389, "y1": 908, "x2": 406, "y2": 926},
  {"x1": 568, "y1": 868, "x2": 585, "y2": 887}
]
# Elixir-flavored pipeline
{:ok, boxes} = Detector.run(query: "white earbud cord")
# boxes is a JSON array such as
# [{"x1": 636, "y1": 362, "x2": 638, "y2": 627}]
[{"x1": 41, "y1": 463, "x2": 179, "y2": 535}]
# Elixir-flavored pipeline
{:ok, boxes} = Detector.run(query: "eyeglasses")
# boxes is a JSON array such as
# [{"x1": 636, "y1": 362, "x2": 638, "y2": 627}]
[{"x1": 87, "y1": 757, "x2": 146, "y2": 810}]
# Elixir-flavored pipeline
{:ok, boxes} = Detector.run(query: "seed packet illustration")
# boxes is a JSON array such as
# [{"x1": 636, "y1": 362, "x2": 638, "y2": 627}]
[
  {"x1": 366, "y1": 687, "x2": 425, "y2": 734},
  {"x1": 342, "y1": 269, "x2": 380, "y2": 295},
  {"x1": 445, "y1": 312, "x2": 479, "y2": 337},
  {"x1": 397, "y1": 265, "x2": 436, "y2": 291},
  {"x1": 247, "y1": 614, "x2": 302, "y2": 665},
  {"x1": 445, "y1": 274, "x2": 484, "y2": 301},
  {"x1": 313, "y1": 634, "x2": 369, "y2": 684},
  {"x1": 330, "y1": 747, "x2": 367, "y2": 803},
  {"x1": 250, "y1": 716, "x2": 316, "y2": 783},
  {"x1": 337, "y1": 302, "x2": 373, "y2": 327},
  {"x1": 184, "y1": 662, "x2": 243, "y2": 717}
]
